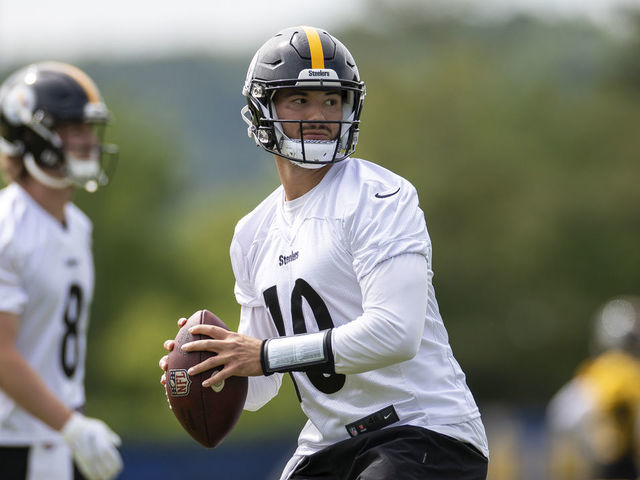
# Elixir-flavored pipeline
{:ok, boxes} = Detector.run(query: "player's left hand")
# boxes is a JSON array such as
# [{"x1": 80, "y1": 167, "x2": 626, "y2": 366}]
[
  {"x1": 61, "y1": 413, "x2": 123, "y2": 480},
  {"x1": 180, "y1": 326, "x2": 263, "y2": 387},
  {"x1": 159, "y1": 316, "x2": 188, "y2": 381},
  {"x1": 159, "y1": 317, "x2": 188, "y2": 409}
]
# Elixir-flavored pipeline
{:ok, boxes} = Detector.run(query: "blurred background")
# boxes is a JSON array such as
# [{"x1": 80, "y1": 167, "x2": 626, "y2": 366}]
[{"x1": 2, "y1": 0, "x2": 640, "y2": 478}]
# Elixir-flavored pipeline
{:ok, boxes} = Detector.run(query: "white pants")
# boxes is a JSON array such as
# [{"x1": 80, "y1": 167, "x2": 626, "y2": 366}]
[{"x1": 27, "y1": 442, "x2": 74, "y2": 480}]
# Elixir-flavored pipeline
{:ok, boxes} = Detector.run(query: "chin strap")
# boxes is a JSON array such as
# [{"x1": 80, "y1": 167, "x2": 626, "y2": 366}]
[
  {"x1": 23, "y1": 152, "x2": 106, "y2": 193},
  {"x1": 279, "y1": 138, "x2": 338, "y2": 169},
  {"x1": 23, "y1": 154, "x2": 72, "y2": 189}
]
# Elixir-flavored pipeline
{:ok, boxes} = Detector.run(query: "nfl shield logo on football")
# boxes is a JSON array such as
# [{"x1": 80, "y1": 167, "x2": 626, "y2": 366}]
[{"x1": 168, "y1": 369, "x2": 192, "y2": 396}]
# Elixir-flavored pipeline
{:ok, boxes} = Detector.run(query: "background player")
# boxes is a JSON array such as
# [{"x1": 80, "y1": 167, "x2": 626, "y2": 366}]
[
  {"x1": 161, "y1": 26, "x2": 489, "y2": 479},
  {"x1": 547, "y1": 296, "x2": 640, "y2": 480},
  {"x1": 0, "y1": 62, "x2": 123, "y2": 480}
]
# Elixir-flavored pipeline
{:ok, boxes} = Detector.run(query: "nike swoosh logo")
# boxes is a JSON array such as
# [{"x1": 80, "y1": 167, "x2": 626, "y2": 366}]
[
  {"x1": 65, "y1": 258, "x2": 79, "y2": 268},
  {"x1": 383, "y1": 412, "x2": 392, "y2": 419},
  {"x1": 374, "y1": 187, "x2": 400, "y2": 199}
]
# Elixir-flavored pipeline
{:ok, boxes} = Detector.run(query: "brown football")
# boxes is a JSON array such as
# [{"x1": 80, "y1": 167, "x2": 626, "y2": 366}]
[{"x1": 166, "y1": 309, "x2": 248, "y2": 448}]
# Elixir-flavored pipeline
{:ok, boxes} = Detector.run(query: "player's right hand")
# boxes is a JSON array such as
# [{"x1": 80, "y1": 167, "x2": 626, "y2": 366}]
[{"x1": 61, "y1": 412, "x2": 123, "y2": 480}]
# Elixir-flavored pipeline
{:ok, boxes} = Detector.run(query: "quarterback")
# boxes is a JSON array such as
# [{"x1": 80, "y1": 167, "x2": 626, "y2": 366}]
[
  {"x1": 161, "y1": 26, "x2": 489, "y2": 479},
  {"x1": 0, "y1": 62, "x2": 122, "y2": 480}
]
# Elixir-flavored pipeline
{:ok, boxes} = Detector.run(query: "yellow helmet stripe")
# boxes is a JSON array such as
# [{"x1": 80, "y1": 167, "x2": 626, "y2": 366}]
[
  {"x1": 42, "y1": 61, "x2": 101, "y2": 103},
  {"x1": 302, "y1": 26, "x2": 325, "y2": 69}
]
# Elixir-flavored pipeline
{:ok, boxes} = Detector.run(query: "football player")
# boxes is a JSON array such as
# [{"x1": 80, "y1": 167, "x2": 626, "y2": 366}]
[
  {"x1": 0, "y1": 62, "x2": 122, "y2": 480},
  {"x1": 160, "y1": 26, "x2": 489, "y2": 479},
  {"x1": 547, "y1": 296, "x2": 640, "y2": 480}
]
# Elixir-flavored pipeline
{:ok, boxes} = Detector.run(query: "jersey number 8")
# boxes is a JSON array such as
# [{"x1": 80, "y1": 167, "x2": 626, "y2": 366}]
[{"x1": 61, "y1": 284, "x2": 83, "y2": 378}]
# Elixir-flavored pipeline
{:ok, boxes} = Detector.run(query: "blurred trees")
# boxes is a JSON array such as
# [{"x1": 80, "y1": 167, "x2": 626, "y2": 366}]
[
  {"x1": 2, "y1": 6, "x2": 640, "y2": 441},
  {"x1": 345, "y1": 9, "x2": 640, "y2": 404}
]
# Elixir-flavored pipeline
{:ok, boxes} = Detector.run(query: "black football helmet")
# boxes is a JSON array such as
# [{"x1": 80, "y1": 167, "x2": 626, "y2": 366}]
[
  {"x1": 241, "y1": 26, "x2": 365, "y2": 167},
  {"x1": 0, "y1": 61, "x2": 117, "y2": 192}
]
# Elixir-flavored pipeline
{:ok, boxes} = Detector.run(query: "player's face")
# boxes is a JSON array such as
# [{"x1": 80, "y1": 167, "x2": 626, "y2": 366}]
[
  {"x1": 273, "y1": 89, "x2": 343, "y2": 141},
  {"x1": 55, "y1": 122, "x2": 100, "y2": 159}
]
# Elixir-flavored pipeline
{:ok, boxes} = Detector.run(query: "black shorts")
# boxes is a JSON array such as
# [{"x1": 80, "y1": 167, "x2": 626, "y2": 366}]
[
  {"x1": 289, "y1": 425, "x2": 488, "y2": 480},
  {"x1": 0, "y1": 446, "x2": 86, "y2": 480}
]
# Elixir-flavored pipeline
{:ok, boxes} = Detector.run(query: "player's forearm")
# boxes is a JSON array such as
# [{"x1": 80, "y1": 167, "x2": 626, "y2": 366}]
[
  {"x1": 332, "y1": 253, "x2": 428, "y2": 374},
  {"x1": 259, "y1": 254, "x2": 429, "y2": 377},
  {"x1": 0, "y1": 346, "x2": 73, "y2": 430}
]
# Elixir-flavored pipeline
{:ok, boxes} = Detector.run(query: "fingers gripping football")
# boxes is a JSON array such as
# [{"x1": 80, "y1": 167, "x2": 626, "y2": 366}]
[
  {"x1": 181, "y1": 325, "x2": 263, "y2": 387},
  {"x1": 164, "y1": 310, "x2": 248, "y2": 448},
  {"x1": 159, "y1": 317, "x2": 187, "y2": 408},
  {"x1": 159, "y1": 317, "x2": 187, "y2": 384}
]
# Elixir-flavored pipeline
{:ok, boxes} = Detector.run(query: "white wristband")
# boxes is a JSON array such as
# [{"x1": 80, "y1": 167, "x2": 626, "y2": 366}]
[{"x1": 262, "y1": 330, "x2": 333, "y2": 374}]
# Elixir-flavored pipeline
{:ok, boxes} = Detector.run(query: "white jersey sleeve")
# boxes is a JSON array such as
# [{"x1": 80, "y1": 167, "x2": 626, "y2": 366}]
[
  {"x1": 230, "y1": 236, "x2": 260, "y2": 308},
  {"x1": 0, "y1": 215, "x2": 28, "y2": 314},
  {"x1": 230, "y1": 187, "x2": 282, "y2": 308},
  {"x1": 237, "y1": 305, "x2": 283, "y2": 411},
  {"x1": 332, "y1": 253, "x2": 428, "y2": 374},
  {"x1": 231, "y1": 190, "x2": 287, "y2": 410},
  {"x1": 343, "y1": 170, "x2": 430, "y2": 281}
]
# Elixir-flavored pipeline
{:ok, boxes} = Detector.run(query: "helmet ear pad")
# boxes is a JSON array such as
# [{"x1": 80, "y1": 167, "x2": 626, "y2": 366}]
[
  {"x1": 19, "y1": 128, "x2": 65, "y2": 170},
  {"x1": 253, "y1": 97, "x2": 279, "y2": 150}
]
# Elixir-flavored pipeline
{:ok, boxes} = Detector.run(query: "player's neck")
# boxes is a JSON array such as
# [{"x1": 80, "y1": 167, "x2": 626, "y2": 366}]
[
  {"x1": 19, "y1": 177, "x2": 73, "y2": 225},
  {"x1": 275, "y1": 156, "x2": 332, "y2": 201}
]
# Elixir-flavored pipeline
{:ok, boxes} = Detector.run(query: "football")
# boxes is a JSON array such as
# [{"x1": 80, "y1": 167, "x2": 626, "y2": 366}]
[{"x1": 165, "y1": 309, "x2": 248, "y2": 448}]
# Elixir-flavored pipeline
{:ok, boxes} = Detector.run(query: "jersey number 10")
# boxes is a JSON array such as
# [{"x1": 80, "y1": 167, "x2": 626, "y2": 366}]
[{"x1": 263, "y1": 278, "x2": 346, "y2": 395}]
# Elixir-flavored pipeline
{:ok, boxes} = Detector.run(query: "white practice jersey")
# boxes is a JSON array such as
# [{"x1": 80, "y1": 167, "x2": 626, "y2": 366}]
[
  {"x1": 231, "y1": 158, "x2": 484, "y2": 457},
  {"x1": 0, "y1": 183, "x2": 93, "y2": 445}
]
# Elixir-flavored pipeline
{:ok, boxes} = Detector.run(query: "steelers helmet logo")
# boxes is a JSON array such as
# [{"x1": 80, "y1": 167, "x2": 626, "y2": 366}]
[{"x1": 2, "y1": 84, "x2": 35, "y2": 125}]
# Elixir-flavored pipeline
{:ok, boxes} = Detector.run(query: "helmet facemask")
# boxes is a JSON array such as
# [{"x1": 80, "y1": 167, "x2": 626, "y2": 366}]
[
  {"x1": 18, "y1": 121, "x2": 116, "y2": 193},
  {"x1": 241, "y1": 26, "x2": 366, "y2": 168},
  {"x1": 56, "y1": 121, "x2": 116, "y2": 193},
  {"x1": 243, "y1": 76, "x2": 364, "y2": 168}
]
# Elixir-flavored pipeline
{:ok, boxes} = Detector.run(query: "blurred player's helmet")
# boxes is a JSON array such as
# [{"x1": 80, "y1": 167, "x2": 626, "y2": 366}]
[
  {"x1": 0, "y1": 61, "x2": 117, "y2": 192},
  {"x1": 241, "y1": 25, "x2": 365, "y2": 168},
  {"x1": 592, "y1": 296, "x2": 640, "y2": 356}
]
